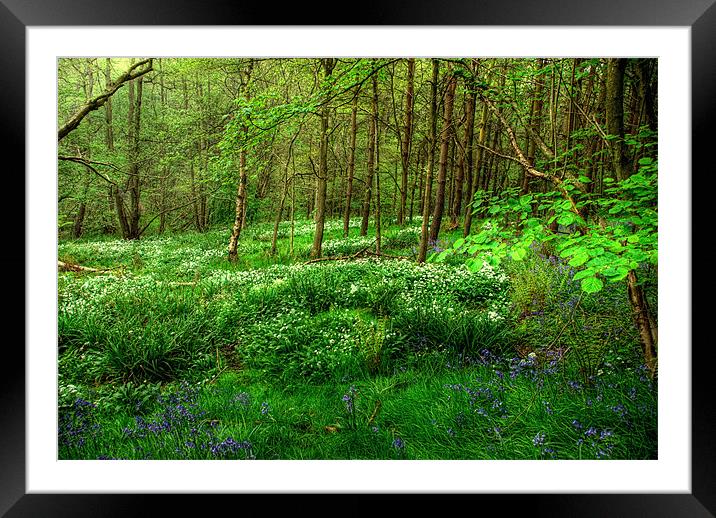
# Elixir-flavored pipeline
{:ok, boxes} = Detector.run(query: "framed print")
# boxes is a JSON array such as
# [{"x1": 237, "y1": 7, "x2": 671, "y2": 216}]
[{"x1": 6, "y1": 0, "x2": 714, "y2": 515}]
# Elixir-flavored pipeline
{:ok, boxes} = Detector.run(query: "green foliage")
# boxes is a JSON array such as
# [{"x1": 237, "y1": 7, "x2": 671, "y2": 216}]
[{"x1": 442, "y1": 161, "x2": 657, "y2": 295}]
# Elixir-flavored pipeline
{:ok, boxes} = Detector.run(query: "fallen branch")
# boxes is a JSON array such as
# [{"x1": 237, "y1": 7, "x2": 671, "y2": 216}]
[
  {"x1": 58, "y1": 260, "x2": 109, "y2": 273},
  {"x1": 363, "y1": 250, "x2": 410, "y2": 260},
  {"x1": 304, "y1": 241, "x2": 375, "y2": 264},
  {"x1": 303, "y1": 241, "x2": 410, "y2": 264}
]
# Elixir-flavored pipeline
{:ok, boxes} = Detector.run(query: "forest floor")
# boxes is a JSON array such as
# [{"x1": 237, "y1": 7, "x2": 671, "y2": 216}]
[{"x1": 57, "y1": 217, "x2": 657, "y2": 460}]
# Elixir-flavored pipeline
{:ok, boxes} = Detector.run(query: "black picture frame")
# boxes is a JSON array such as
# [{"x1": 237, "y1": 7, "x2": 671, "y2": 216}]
[{"x1": 6, "y1": 0, "x2": 712, "y2": 515}]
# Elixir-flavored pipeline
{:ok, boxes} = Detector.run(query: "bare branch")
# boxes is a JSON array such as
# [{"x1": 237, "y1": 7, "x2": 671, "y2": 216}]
[{"x1": 58, "y1": 59, "x2": 153, "y2": 141}]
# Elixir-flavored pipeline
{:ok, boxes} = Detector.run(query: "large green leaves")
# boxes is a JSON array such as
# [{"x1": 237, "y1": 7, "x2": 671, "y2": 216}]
[{"x1": 436, "y1": 166, "x2": 658, "y2": 297}]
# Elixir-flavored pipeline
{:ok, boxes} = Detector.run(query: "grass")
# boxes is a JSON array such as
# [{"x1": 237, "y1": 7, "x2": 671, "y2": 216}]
[{"x1": 57, "y1": 216, "x2": 657, "y2": 460}]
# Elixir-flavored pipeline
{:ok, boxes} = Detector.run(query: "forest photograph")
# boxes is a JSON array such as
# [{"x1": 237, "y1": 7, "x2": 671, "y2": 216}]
[{"x1": 57, "y1": 56, "x2": 658, "y2": 461}]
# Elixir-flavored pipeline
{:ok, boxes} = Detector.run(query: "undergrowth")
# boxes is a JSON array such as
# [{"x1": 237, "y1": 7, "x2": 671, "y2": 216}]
[{"x1": 57, "y1": 218, "x2": 657, "y2": 460}]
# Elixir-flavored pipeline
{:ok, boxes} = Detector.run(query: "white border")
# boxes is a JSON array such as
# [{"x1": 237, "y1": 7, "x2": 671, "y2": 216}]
[{"x1": 28, "y1": 27, "x2": 691, "y2": 493}]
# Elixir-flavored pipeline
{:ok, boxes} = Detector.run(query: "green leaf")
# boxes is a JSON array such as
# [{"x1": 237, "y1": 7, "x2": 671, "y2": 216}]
[
  {"x1": 568, "y1": 250, "x2": 589, "y2": 267},
  {"x1": 559, "y1": 245, "x2": 581, "y2": 258},
  {"x1": 602, "y1": 266, "x2": 630, "y2": 281},
  {"x1": 453, "y1": 238, "x2": 466, "y2": 250},
  {"x1": 557, "y1": 212, "x2": 575, "y2": 226},
  {"x1": 573, "y1": 268, "x2": 596, "y2": 281},
  {"x1": 466, "y1": 257, "x2": 484, "y2": 272},
  {"x1": 510, "y1": 248, "x2": 527, "y2": 261},
  {"x1": 581, "y1": 276, "x2": 604, "y2": 294}
]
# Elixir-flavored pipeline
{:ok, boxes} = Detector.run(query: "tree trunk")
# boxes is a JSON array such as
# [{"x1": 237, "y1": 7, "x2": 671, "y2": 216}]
[
  {"x1": 398, "y1": 58, "x2": 415, "y2": 226},
  {"x1": 158, "y1": 168, "x2": 167, "y2": 234},
  {"x1": 464, "y1": 99, "x2": 489, "y2": 236},
  {"x1": 361, "y1": 70, "x2": 378, "y2": 237},
  {"x1": 273, "y1": 129, "x2": 301, "y2": 255},
  {"x1": 121, "y1": 63, "x2": 144, "y2": 241},
  {"x1": 521, "y1": 59, "x2": 545, "y2": 194},
  {"x1": 114, "y1": 186, "x2": 130, "y2": 239},
  {"x1": 606, "y1": 58, "x2": 629, "y2": 181},
  {"x1": 343, "y1": 87, "x2": 359, "y2": 237},
  {"x1": 189, "y1": 157, "x2": 202, "y2": 231},
  {"x1": 103, "y1": 59, "x2": 114, "y2": 151},
  {"x1": 451, "y1": 64, "x2": 476, "y2": 228},
  {"x1": 228, "y1": 60, "x2": 254, "y2": 262},
  {"x1": 418, "y1": 59, "x2": 440, "y2": 263},
  {"x1": 309, "y1": 58, "x2": 337, "y2": 259},
  {"x1": 409, "y1": 144, "x2": 422, "y2": 223},
  {"x1": 73, "y1": 202, "x2": 86, "y2": 238},
  {"x1": 374, "y1": 97, "x2": 382, "y2": 255},
  {"x1": 429, "y1": 64, "x2": 457, "y2": 244},
  {"x1": 627, "y1": 270, "x2": 658, "y2": 378}
]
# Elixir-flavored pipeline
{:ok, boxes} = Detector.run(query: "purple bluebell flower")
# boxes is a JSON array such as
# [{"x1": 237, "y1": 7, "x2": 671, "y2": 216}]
[{"x1": 342, "y1": 393, "x2": 354, "y2": 413}]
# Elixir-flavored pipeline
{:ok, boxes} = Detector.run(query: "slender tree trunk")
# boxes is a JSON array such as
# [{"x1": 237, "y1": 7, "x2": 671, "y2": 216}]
[
  {"x1": 228, "y1": 60, "x2": 254, "y2": 261},
  {"x1": 272, "y1": 129, "x2": 300, "y2": 255},
  {"x1": 418, "y1": 59, "x2": 440, "y2": 263},
  {"x1": 123, "y1": 63, "x2": 144, "y2": 240},
  {"x1": 190, "y1": 158, "x2": 201, "y2": 231},
  {"x1": 452, "y1": 64, "x2": 476, "y2": 228},
  {"x1": 375, "y1": 123, "x2": 382, "y2": 254},
  {"x1": 409, "y1": 144, "x2": 422, "y2": 223},
  {"x1": 361, "y1": 70, "x2": 378, "y2": 237},
  {"x1": 398, "y1": 58, "x2": 415, "y2": 226},
  {"x1": 429, "y1": 64, "x2": 457, "y2": 244},
  {"x1": 271, "y1": 180, "x2": 289, "y2": 256},
  {"x1": 74, "y1": 59, "x2": 95, "y2": 238},
  {"x1": 464, "y1": 99, "x2": 489, "y2": 236},
  {"x1": 343, "y1": 88, "x2": 359, "y2": 237},
  {"x1": 309, "y1": 58, "x2": 337, "y2": 259},
  {"x1": 606, "y1": 58, "x2": 629, "y2": 181},
  {"x1": 158, "y1": 168, "x2": 167, "y2": 234},
  {"x1": 104, "y1": 58, "x2": 114, "y2": 152}
]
